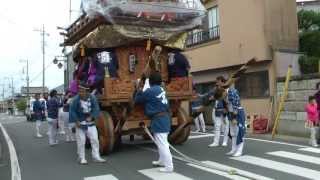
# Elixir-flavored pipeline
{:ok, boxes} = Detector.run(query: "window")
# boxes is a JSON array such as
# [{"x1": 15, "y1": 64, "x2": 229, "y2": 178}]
[
  {"x1": 207, "y1": 6, "x2": 219, "y2": 39},
  {"x1": 186, "y1": 6, "x2": 220, "y2": 47},
  {"x1": 235, "y1": 71, "x2": 270, "y2": 98}
]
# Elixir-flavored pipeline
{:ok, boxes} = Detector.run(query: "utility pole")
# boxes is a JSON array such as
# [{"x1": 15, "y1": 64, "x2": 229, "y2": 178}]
[
  {"x1": 34, "y1": 25, "x2": 49, "y2": 94},
  {"x1": 10, "y1": 77, "x2": 14, "y2": 98},
  {"x1": 69, "y1": 0, "x2": 72, "y2": 23},
  {"x1": 20, "y1": 59, "x2": 30, "y2": 102}
]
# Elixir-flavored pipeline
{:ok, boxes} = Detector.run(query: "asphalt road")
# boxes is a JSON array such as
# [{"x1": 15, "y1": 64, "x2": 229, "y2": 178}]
[{"x1": 1, "y1": 114, "x2": 320, "y2": 180}]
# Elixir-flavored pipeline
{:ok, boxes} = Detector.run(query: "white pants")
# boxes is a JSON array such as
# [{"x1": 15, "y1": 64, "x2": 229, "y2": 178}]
[
  {"x1": 310, "y1": 127, "x2": 319, "y2": 146},
  {"x1": 213, "y1": 115, "x2": 229, "y2": 145},
  {"x1": 47, "y1": 118, "x2": 58, "y2": 145},
  {"x1": 58, "y1": 110, "x2": 65, "y2": 134},
  {"x1": 229, "y1": 123, "x2": 244, "y2": 154},
  {"x1": 194, "y1": 113, "x2": 206, "y2": 132},
  {"x1": 76, "y1": 126, "x2": 101, "y2": 160},
  {"x1": 35, "y1": 120, "x2": 42, "y2": 135},
  {"x1": 60, "y1": 111, "x2": 75, "y2": 141},
  {"x1": 154, "y1": 133, "x2": 173, "y2": 170}
]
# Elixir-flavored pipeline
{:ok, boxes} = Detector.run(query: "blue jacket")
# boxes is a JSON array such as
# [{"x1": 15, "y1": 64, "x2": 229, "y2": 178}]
[
  {"x1": 135, "y1": 85, "x2": 171, "y2": 133},
  {"x1": 215, "y1": 100, "x2": 226, "y2": 117},
  {"x1": 168, "y1": 52, "x2": 190, "y2": 78},
  {"x1": 32, "y1": 100, "x2": 45, "y2": 120},
  {"x1": 227, "y1": 88, "x2": 246, "y2": 145},
  {"x1": 47, "y1": 97, "x2": 60, "y2": 119},
  {"x1": 69, "y1": 94, "x2": 100, "y2": 123}
]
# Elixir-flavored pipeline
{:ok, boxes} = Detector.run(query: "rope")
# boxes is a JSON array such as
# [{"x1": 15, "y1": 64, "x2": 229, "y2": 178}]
[{"x1": 141, "y1": 125, "x2": 257, "y2": 180}]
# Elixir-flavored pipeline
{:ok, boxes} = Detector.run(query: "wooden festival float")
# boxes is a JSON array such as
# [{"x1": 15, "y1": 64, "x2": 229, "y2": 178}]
[{"x1": 62, "y1": 0, "x2": 207, "y2": 154}]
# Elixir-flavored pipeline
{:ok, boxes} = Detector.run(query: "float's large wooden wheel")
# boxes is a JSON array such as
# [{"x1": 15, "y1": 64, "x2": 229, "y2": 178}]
[
  {"x1": 96, "y1": 111, "x2": 115, "y2": 155},
  {"x1": 169, "y1": 107, "x2": 191, "y2": 144}
]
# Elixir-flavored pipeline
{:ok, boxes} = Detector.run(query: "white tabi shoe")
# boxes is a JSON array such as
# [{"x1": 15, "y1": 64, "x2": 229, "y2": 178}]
[
  {"x1": 152, "y1": 161, "x2": 165, "y2": 167},
  {"x1": 159, "y1": 167, "x2": 174, "y2": 173},
  {"x1": 79, "y1": 159, "x2": 88, "y2": 165},
  {"x1": 226, "y1": 150, "x2": 236, "y2": 155},
  {"x1": 208, "y1": 143, "x2": 219, "y2": 147},
  {"x1": 222, "y1": 142, "x2": 228, "y2": 147},
  {"x1": 232, "y1": 142, "x2": 244, "y2": 157},
  {"x1": 93, "y1": 157, "x2": 106, "y2": 163},
  {"x1": 36, "y1": 133, "x2": 43, "y2": 138},
  {"x1": 49, "y1": 142, "x2": 58, "y2": 146}
]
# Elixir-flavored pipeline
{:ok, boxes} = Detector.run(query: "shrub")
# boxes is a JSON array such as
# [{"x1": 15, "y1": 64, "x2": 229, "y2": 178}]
[
  {"x1": 16, "y1": 98, "x2": 27, "y2": 113},
  {"x1": 298, "y1": 55, "x2": 319, "y2": 74}
]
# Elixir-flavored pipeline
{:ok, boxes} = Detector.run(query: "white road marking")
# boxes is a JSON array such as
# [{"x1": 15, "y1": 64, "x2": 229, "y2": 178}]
[
  {"x1": 84, "y1": 174, "x2": 119, "y2": 180},
  {"x1": 244, "y1": 138, "x2": 308, "y2": 148},
  {"x1": 0, "y1": 123, "x2": 21, "y2": 180},
  {"x1": 187, "y1": 161, "x2": 274, "y2": 180},
  {"x1": 189, "y1": 131, "x2": 310, "y2": 148},
  {"x1": 139, "y1": 168, "x2": 193, "y2": 180},
  {"x1": 299, "y1": 147, "x2": 320, "y2": 154},
  {"x1": 188, "y1": 134, "x2": 214, "y2": 139},
  {"x1": 231, "y1": 155, "x2": 320, "y2": 179},
  {"x1": 267, "y1": 151, "x2": 320, "y2": 165}
]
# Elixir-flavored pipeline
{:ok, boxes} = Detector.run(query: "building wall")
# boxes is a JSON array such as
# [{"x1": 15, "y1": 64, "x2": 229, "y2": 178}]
[
  {"x1": 185, "y1": 0, "x2": 298, "y2": 124},
  {"x1": 264, "y1": 0, "x2": 299, "y2": 50},
  {"x1": 186, "y1": 0, "x2": 271, "y2": 72},
  {"x1": 274, "y1": 51, "x2": 302, "y2": 78},
  {"x1": 186, "y1": 0, "x2": 298, "y2": 72}
]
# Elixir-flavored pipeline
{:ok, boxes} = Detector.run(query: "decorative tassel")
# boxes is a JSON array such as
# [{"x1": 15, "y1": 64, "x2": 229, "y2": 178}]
[
  {"x1": 146, "y1": 39, "x2": 151, "y2": 51},
  {"x1": 80, "y1": 44, "x2": 85, "y2": 57}
]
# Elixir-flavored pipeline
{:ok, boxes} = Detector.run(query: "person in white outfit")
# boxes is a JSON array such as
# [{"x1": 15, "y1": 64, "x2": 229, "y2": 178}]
[
  {"x1": 191, "y1": 90, "x2": 206, "y2": 133},
  {"x1": 209, "y1": 99, "x2": 229, "y2": 147},
  {"x1": 60, "y1": 92, "x2": 76, "y2": 142},
  {"x1": 46, "y1": 90, "x2": 60, "y2": 146},
  {"x1": 69, "y1": 84, "x2": 106, "y2": 164}
]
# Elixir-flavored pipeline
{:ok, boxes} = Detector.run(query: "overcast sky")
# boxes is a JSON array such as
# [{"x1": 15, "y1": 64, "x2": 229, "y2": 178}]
[{"x1": 0, "y1": 0, "x2": 81, "y2": 98}]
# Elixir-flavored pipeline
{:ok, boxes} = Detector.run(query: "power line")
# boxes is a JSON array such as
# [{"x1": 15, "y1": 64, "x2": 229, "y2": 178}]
[{"x1": 29, "y1": 63, "x2": 53, "y2": 84}]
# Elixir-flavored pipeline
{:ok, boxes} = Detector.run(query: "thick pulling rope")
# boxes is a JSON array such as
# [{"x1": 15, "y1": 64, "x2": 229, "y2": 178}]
[{"x1": 141, "y1": 125, "x2": 257, "y2": 180}]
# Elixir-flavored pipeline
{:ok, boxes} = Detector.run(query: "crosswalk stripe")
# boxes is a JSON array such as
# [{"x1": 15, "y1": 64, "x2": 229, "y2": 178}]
[
  {"x1": 231, "y1": 155, "x2": 320, "y2": 179},
  {"x1": 267, "y1": 151, "x2": 320, "y2": 165},
  {"x1": 299, "y1": 147, "x2": 320, "y2": 154},
  {"x1": 138, "y1": 168, "x2": 193, "y2": 180},
  {"x1": 188, "y1": 134, "x2": 214, "y2": 139},
  {"x1": 187, "y1": 161, "x2": 274, "y2": 180},
  {"x1": 84, "y1": 174, "x2": 119, "y2": 180}
]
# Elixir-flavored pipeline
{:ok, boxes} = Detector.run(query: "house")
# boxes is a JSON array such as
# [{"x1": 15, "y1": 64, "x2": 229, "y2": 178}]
[
  {"x1": 20, "y1": 86, "x2": 49, "y2": 98},
  {"x1": 185, "y1": 0, "x2": 299, "y2": 123},
  {"x1": 297, "y1": 0, "x2": 320, "y2": 12}
]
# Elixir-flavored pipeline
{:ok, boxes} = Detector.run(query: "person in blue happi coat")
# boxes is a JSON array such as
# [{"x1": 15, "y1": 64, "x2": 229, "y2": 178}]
[
  {"x1": 69, "y1": 83, "x2": 106, "y2": 164},
  {"x1": 46, "y1": 90, "x2": 60, "y2": 146},
  {"x1": 209, "y1": 76, "x2": 229, "y2": 147},
  {"x1": 31, "y1": 93, "x2": 46, "y2": 138},
  {"x1": 191, "y1": 90, "x2": 206, "y2": 133},
  {"x1": 215, "y1": 84, "x2": 246, "y2": 157},
  {"x1": 134, "y1": 72, "x2": 174, "y2": 173}
]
